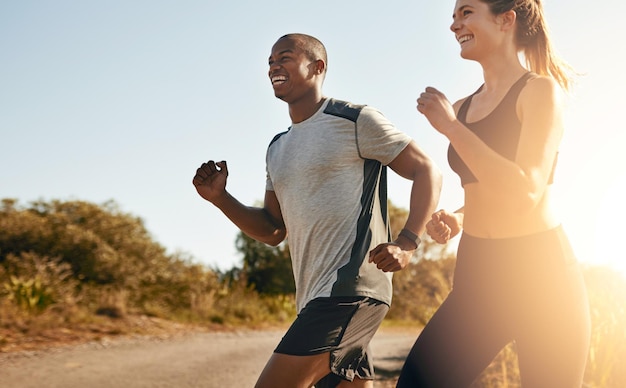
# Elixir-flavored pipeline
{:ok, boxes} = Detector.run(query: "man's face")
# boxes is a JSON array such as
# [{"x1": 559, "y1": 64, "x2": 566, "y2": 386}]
[{"x1": 268, "y1": 37, "x2": 318, "y2": 102}]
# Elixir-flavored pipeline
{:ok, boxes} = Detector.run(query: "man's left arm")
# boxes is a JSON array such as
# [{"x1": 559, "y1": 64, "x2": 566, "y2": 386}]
[{"x1": 368, "y1": 140, "x2": 442, "y2": 272}]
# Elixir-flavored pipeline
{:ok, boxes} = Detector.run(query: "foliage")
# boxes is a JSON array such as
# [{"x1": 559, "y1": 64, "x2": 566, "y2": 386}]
[
  {"x1": 235, "y1": 232, "x2": 295, "y2": 295},
  {"x1": 207, "y1": 274, "x2": 295, "y2": 325},
  {"x1": 387, "y1": 239, "x2": 456, "y2": 324},
  {"x1": 386, "y1": 200, "x2": 457, "y2": 324},
  {"x1": 582, "y1": 266, "x2": 626, "y2": 388},
  {"x1": 0, "y1": 200, "x2": 213, "y2": 319},
  {"x1": 1, "y1": 197, "x2": 625, "y2": 387},
  {"x1": 0, "y1": 198, "x2": 295, "y2": 330},
  {"x1": 4, "y1": 275, "x2": 54, "y2": 312},
  {"x1": 0, "y1": 198, "x2": 162, "y2": 288},
  {"x1": 0, "y1": 251, "x2": 78, "y2": 313}
]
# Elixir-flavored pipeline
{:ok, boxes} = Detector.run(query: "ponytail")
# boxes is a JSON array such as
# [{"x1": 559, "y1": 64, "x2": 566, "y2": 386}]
[{"x1": 485, "y1": 0, "x2": 575, "y2": 91}]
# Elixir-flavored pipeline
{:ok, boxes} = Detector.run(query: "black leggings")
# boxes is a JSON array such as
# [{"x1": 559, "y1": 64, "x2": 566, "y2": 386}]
[{"x1": 396, "y1": 226, "x2": 590, "y2": 387}]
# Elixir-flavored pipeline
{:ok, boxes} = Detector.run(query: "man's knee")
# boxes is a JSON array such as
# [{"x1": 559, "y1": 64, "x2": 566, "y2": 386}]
[{"x1": 336, "y1": 377, "x2": 373, "y2": 388}]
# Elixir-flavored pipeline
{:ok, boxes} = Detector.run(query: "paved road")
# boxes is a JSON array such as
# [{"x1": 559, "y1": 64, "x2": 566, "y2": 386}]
[{"x1": 0, "y1": 328, "x2": 418, "y2": 388}]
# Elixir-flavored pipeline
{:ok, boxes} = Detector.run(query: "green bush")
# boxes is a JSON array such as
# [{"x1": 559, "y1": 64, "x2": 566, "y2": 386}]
[
  {"x1": 3, "y1": 276, "x2": 54, "y2": 312},
  {"x1": 0, "y1": 251, "x2": 78, "y2": 312},
  {"x1": 0, "y1": 198, "x2": 296, "y2": 328}
]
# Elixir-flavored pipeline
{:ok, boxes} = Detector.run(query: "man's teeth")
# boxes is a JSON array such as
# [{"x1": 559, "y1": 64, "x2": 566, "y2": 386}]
[
  {"x1": 272, "y1": 76, "x2": 287, "y2": 84},
  {"x1": 459, "y1": 35, "x2": 473, "y2": 44}
]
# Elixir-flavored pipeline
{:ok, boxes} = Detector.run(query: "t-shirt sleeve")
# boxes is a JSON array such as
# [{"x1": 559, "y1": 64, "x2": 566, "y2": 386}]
[
  {"x1": 265, "y1": 152, "x2": 274, "y2": 191},
  {"x1": 356, "y1": 106, "x2": 412, "y2": 165},
  {"x1": 265, "y1": 172, "x2": 274, "y2": 191}
]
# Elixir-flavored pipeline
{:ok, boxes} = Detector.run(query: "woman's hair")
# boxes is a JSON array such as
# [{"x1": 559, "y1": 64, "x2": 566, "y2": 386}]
[{"x1": 482, "y1": 0, "x2": 574, "y2": 90}]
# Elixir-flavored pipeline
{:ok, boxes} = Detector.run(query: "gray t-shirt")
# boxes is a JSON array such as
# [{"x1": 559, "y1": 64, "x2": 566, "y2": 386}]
[{"x1": 266, "y1": 98, "x2": 411, "y2": 312}]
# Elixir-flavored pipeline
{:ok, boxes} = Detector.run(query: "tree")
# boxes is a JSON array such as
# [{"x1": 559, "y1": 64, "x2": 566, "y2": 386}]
[{"x1": 235, "y1": 232, "x2": 295, "y2": 295}]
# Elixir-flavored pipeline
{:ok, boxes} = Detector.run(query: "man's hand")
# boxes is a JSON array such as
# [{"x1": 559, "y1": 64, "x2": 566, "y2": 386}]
[
  {"x1": 192, "y1": 160, "x2": 229, "y2": 203},
  {"x1": 368, "y1": 242, "x2": 414, "y2": 272}
]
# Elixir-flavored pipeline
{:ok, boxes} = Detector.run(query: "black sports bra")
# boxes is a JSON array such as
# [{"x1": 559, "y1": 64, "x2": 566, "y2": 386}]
[{"x1": 448, "y1": 72, "x2": 557, "y2": 186}]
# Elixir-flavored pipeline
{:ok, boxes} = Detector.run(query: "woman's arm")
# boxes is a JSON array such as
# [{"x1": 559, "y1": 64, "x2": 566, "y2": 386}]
[{"x1": 419, "y1": 78, "x2": 563, "y2": 211}]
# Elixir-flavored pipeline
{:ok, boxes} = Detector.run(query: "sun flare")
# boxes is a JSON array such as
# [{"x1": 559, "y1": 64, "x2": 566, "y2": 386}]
[{"x1": 555, "y1": 150, "x2": 626, "y2": 278}]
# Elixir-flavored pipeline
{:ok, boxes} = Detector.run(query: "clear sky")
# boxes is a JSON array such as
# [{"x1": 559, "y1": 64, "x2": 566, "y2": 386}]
[{"x1": 1, "y1": 1, "x2": 624, "y2": 276}]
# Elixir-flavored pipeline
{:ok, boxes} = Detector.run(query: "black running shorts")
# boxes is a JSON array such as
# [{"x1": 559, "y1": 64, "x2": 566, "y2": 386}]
[{"x1": 274, "y1": 296, "x2": 389, "y2": 384}]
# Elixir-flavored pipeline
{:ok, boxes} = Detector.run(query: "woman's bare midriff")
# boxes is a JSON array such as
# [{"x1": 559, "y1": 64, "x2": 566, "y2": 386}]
[{"x1": 461, "y1": 183, "x2": 560, "y2": 238}]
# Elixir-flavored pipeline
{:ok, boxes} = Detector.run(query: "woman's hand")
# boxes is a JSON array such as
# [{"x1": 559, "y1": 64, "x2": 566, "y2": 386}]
[
  {"x1": 417, "y1": 87, "x2": 457, "y2": 136},
  {"x1": 426, "y1": 209, "x2": 463, "y2": 244}
]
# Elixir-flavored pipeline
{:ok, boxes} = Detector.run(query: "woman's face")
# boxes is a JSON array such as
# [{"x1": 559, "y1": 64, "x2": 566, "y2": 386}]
[{"x1": 450, "y1": 0, "x2": 503, "y2": 61}]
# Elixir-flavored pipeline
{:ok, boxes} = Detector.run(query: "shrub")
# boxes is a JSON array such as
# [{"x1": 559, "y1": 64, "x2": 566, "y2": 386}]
[
  {"x1": 583, "y1": 266, "x2": 626, "y2": 388},
  {"x1": 0, "y1": 252, "x2": 78, "y2": 313}
]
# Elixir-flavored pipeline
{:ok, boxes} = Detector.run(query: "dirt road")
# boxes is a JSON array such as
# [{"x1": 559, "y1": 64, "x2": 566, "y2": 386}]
[{"x1": 0, "y1": 328, "x2": 418, "y2": 388}]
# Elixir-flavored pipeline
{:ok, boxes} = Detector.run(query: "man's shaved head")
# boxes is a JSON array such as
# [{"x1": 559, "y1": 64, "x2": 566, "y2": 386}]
[{"x1": 277, "y1": 33, "x2": 328, "y2": 74}]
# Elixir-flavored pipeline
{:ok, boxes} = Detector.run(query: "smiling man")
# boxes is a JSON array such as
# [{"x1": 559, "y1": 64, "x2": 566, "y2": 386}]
[{"x1": 192, "y1": 33, "x2": 441, "y2": 388}]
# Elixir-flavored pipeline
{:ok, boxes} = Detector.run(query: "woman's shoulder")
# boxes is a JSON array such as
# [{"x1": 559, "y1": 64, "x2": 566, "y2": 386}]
[
  {"x1": 520, "y1": 73, "x2": 563, "y2": 107},
  {"x1": 523, "y1": 73, "x2": 560, "y2": 95},
  {"x1": 452, "y1": 95, "x2": 471, "y2": 114}
]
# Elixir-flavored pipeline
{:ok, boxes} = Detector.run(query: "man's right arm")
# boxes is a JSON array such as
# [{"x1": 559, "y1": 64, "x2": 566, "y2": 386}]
[
  {"x1": 193, "y1": 160, "x2": 286, "y2": 246},
  {"x1": 209, "y1": 189, "x2": 286, "y2": 246}
]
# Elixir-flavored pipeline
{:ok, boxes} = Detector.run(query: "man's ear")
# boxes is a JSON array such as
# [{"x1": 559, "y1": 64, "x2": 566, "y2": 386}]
[{"x1": 314, "y1": 59, "x2": 326, "y2": 75}]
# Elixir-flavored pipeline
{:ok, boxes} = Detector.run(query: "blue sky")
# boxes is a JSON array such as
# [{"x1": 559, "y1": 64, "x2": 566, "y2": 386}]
[{"x1": 1, "y1": 1, "x2": 624, "y2": 275}]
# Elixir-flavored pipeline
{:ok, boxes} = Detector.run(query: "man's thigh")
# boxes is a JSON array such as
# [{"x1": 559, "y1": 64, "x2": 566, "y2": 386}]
[
  {"x1": 255, "y1": 352, "x2": 331, "y2": 388},
  {"x1": 260, "y1": 297, "x2": 388, "y2": 387}
]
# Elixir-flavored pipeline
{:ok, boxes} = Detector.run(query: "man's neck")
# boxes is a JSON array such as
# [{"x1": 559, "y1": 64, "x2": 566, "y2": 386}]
[{"x1": 288, "y1": 94, "x2": 326, "y2": 124}]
